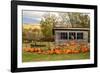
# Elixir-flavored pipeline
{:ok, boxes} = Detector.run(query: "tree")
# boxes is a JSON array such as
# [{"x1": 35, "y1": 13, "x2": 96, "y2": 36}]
[
  {"x1": 57, "y1": 13, "x2": 72, "y2": 27},
  {"x1": 67, "y1": 12, "x2": 90, "y2": 28},
  {"x1": 22, "y1": 28, "x2": 30, "y2": 43},
  {"x1": 40, "y1": 13, "x2": 57, "y2": 39},
  {"x1": 40, "y1": 13, "x2": 57, "y2": 49},
  {"x1": 31, "y1": 28, "x2": 40, "y2": 46}
]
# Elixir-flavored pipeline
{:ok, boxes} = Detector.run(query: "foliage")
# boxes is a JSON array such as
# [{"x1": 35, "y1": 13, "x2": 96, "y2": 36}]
[
  {"x1": 40, "y1": 13, "x2": 57, "y2": 38},
  {"x1": 68, "y1": 12, "x2": 90, "y2": 28},
  {"x1": 22, "y1": 28, "x2": 41, "y2": 43},
  {"x1": 56, "y1": 13, "x2": 72, "y2": 27}
]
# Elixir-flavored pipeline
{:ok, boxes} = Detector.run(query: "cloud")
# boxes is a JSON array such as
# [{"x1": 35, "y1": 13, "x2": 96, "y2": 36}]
[
  {"x1": 23, "y1": 11, "x2": 44, "y2": 18},
  {"x1": 22, "y1": 11, "x2": 46, "y2": 24},
  {"x1": 23, "y1": 16, "x2": 40, "y2": 24}
]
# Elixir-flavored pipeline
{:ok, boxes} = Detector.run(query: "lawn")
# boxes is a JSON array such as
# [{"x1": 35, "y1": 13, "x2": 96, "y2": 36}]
[{"x1": 22, "y1": 51, "x2": 90, "y2": 62}]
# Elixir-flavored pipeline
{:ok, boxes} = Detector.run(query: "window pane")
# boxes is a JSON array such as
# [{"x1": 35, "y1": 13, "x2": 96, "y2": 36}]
[
  {"x1": 62, "y1": 32, "x2": 65, "y2": 39},
  {"x1": 60, "y1": 32, "x2": 68, "y2": 40},
  {"x1": 77, "y1": 33, "x2": 83, "y2": 39},
  {"x1": 60, "y1": 32, "x2": 62, "y2": 40},
  {"x1": 65, "y1": 33, "x2": 68, "y2": 39},
  {"x1": 69, "y1": 32, "x2": 76, "y2": 40}
]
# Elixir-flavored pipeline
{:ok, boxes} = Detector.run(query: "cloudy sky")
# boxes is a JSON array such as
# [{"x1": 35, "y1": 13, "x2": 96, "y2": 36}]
[
  {"x1": 22, "y1": 10, "x2": 89, "y2": 24},
  {"x1": 22, "y1": 11, "x2": 62, "y2": 24},
  {"x1": 22, "y1": 11, "x2": 45, "y2": 24}
]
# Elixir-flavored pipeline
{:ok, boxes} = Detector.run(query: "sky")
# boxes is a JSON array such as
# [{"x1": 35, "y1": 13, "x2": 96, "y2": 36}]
[
  {"x1": 23, "y1": 11, "x2": 44, "y2": 24},
  {"x1": 22, "y1": 10, "x2": 69, "y2": 24},
  {"x1": 22, "y1": 11, "x2": 68, "y2": 24},
  {"x1": 22, "y1": 10, "x2": 89, "y2": 24}
]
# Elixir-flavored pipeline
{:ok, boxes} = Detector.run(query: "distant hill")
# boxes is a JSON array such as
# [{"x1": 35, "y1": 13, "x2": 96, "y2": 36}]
[{"x1": 23, "y1": 24, "x2": 41, "y2": 30}]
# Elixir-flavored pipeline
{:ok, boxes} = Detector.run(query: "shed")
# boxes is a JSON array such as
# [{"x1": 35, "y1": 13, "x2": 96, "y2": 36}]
[{"x1": 53, "y1": 27, "x2": 90, "y2": 44}]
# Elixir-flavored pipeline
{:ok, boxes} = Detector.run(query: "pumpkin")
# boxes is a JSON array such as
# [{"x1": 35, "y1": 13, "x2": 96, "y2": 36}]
[
  {"x1": 24, "y1": 48, "x2": 30, "y2": 52},
  {"x1": 81, "y1": 48, "x2": 89, "y2": 53},
  {"x1": 37, "y1": 50, "x2": 43, "y2": 54},
  {"x1": 42, "y1": 51, "x2": 48, "y2": 54},
  {"x1": 80, "y1": 44, "x2": 89, "y2": 53},
  {"x1": 30, "y1": 48, "x2": 34, "y2": 52},
  {"x1": 63, "y1": 49, "x2": 72, "y2": 54},
  {"x1": 72, "y1": 50, "x2": 80, "y2": 54},
  {"x1": 46, "y1": 50, "x2": 54, "y2": 54},
  {"x1": 66, "y1": 49, "x2": 72, "y2": 54},
  {"x1": 33, "y1": 48, "x2": 39, "y2": 52},
  {"x1": 54, "y1": 49, "x2": 62, "y2": 54}
]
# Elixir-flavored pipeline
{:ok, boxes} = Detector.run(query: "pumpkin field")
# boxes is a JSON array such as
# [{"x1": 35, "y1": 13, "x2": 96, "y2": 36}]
[{"x1": 22, "y1": 41, "x2": 90, "y2": 62}]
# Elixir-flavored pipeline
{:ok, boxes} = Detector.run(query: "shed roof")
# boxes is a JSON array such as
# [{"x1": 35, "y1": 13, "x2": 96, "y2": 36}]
[{"x1": 53, "y1": 27, "x2": 90, "y2": 31}]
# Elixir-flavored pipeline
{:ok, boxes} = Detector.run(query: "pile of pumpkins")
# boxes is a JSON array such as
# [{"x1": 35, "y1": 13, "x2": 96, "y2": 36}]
[
  {"x1": 23, "y1": 46, "x2": 89, "y2": 55},
  {"x1": 23, "y1": 41, "x2": 90, "y2": 54}
]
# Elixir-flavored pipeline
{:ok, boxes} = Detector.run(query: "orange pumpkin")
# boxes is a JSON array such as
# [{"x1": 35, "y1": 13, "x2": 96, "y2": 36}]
[
  {"x1": 54, "y1": 49, "x2": 62, "y2": 54},
  {"x1": 42, "y1": 51, "x2": 48, "y2": 54},
  {"x1": 33, "y1": 48, "x2": 38, "y2": 52},
  {"x1": 37, "y1": 50, "x2": 43, "y2": 54},
  {"x1": 29, "y1": 48, "x2": 34, "y2": 52},
  {"x1": 46, "y1": 50, "x2": 53, "y2": 54},
  {"x1": 66, "y1": 49, "x2": 72, "y2": 54},
  {"x1": 81, "y1": 48, "x2": 89, "y2": 53},
  {"x1": 24, "y1": 48, "x2": 30, "y2": 52},
  {"x1": 72, "y1": 50, "x2": 80, "y2": 54},
  {"x1": 63, "y1": 49, "x2": 72, "y2": 54}
]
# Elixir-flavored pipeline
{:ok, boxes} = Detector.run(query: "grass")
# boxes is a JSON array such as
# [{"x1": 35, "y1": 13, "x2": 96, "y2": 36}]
[{"x1": 22, "y1": 51, "x2": 90, "y2": 62}]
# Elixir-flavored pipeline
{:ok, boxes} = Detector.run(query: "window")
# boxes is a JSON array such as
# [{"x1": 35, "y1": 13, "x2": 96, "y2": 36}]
[
  {"x1": 77, "y1": 33, "x2": 83, "y2": 39},
  {"x1": 69, "y1": 32, "x2": 76, "y2": 40},
  {"x1": 59, "y1": 32, "x2": 83, "y2": 40},
  {"x1": 60, "y1": 32, "x2": 68, "y2": 40}
]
